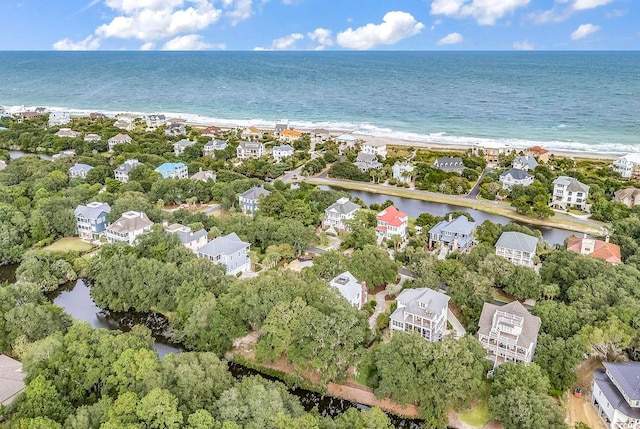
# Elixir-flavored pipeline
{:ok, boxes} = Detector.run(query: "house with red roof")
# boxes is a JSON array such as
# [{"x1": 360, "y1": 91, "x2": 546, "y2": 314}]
[
  {"x1": 567, "y1": 235, "x2": 621, "y2": 265},
  {"x1": 525, "y1": 146, "x2": 550, "y2": 163},
  {"x1": 375, "y1": 205, "x2": 408, "y2": 240}
]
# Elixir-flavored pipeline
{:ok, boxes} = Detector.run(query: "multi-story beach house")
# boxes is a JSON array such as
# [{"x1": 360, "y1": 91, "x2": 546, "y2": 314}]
[
  {"x1": 108, "y1": 133, "x2": 132, "y2": 151},
  {"x1": 105, "y1": 211, "x2": 154, "y2": 245},
  {"x1": 375, "y1": 205, "x2": 408, "y2": 240},
  {"x1": 428, "y1": 215, "x2": 476, "y2": 253},
  {"x1": 238, "y1": 186, "x2": 270, "y2": 215},
  {"x1": 612, "y1": 153, "x2": 640, "y2": 179},
  {"x1": 392, "y1": 161, "x2": 414, "y2": 183},
  {"x1": 54, "y1": 128, "x2": 80, "y2": 138},
  {"x1": 499, "y1": 168, "x2": 534, "y2": 190},
  {"x1": 323, "y1": 197, "x2": 360, "y2": 232},
  {"x1": 279, "y1": 129, "x2": 302, "y2": 144},
  {"x1": 165, "y1": 122, "x2": 186, "y2": 136},
  {"x1": 16, "y1": 111, "x2": 43, "y2": 123},
  {"x1": 329, "y1": 271, "x2": 367, "y2": 310},
  {"x1": 203, "y1": 139, "x2": 227, "y2": 156},
  {"x1": 114, "y1": 119, "x2": 135, "y2": 131},
  {"x1": 155, "y1": 162, "x2": 188, "y2": 179},
  {"x1": 614, "y1": 187, "x2": 640, "y2": 208},
  {"x1": 190, "y1": 169, "x2": 216, "y2": 182},
  {"x1": 146, "y1": 114, "x2": 166, "y2": 130},
  {"x1": 241, "y1": 126, "x2": 263, "y2": 140},
  {"x1": 592, "y1": 362, "x2": 640, "y2": 429},
  {"x1": 114, "y1": 159, "x2": 142, "y2": 183},
  {"x1": 201, "y1": 126, "x2": 222, "y2": 138},
  {"x1": 433, "y1": 156, "x2": 465, "y2": 174},
  {"x1": 390, "y1": 288, "x2": 450, "y2": 342},
  {"x1": 48, "y1": 111, "x2": 71, "y2": 127},
  {"x1": 273, "y1": 144, "x2": 294, "y2": 162},
  {"x1": 353, "y1": 153, "x2": 382, "y2": 172},
  {"x1": 84, "y1": 133, "x2": 102, "y2": 142},
  {"x1": 197, "y1": 233, "x2": 251, "y2": 275},
  {"x1": 0, "y1": 354, "x2": 26, "y2": 407},
  {"x1": 74, "y1": 202, "x2": 111, "y2": 240},
  {"x1": 472, "y1": 141, "x2": 513, "y2": 164},
  {"x1": 495, "y1": 231, "x2": 538, "y2": 267},
  {"x1": 551, "y1": 176, "x2": 590, "y2": 211},
  {"x1": 477, "y1": 301, "x2": 541, "y2": 367},
  {"x1": 237, "y1": 141, "x2": 265, "y2": 159},
  {"x1": 512, "y1": 155, "x2": 538, "y2": 171},
  {"x1": 69, "y1": 163, "x2": 93, "y2": 179},
  {"x1": 361, "y1": 141, "x2": 387, "y2": 159},
  {"x1": 173, "y1": 139, "x2": 196, "y2": 156},
  {"x1": 567, "y1": 235, "x2": 622, "y2": 265},
  {"x1": 163, "y1": 222, "x2": 208, "y2": 253},
  {"x1": 274, "y1": 123, "x2": 289, "y2": 137},
  {"x1": 311, "y1": 128, "x2": 331, "y2": 144},
  {"x1": 525, "y1": 146, "x2": 550, "y2": 163}
]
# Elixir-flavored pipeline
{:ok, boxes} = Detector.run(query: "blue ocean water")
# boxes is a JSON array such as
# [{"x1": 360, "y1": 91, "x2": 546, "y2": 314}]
[{"x1": 0, "y1": 51, "x2": 639, "y2": 153}]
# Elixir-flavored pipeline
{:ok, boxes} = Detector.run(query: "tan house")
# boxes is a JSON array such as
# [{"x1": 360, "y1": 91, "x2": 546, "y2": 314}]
[
  {"x1": 472, "y1": 142, "x2": 513, "y2": 164},
  {"x1": 525, "y1": 146, "x2": 550, "y2": 163},
  {"x1": 279, "y1": 129, "x2": 302, "y2": 144},
  {"x1": 105, "y1": 211, "x2": 153, "y2": 245},
  {"x1": 241, "y1": 126, "x2": 263, "y2": 140},
  {"x1": 54, "y1": 128, "x2": 80, "y2": 138},
  {"x1": 614, "y1": 187, "x2": 640, "y2": 208}
]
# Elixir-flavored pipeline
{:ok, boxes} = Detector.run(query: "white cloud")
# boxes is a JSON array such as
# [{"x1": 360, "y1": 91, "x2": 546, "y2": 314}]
[
  {"x1": 161, "y1": 34, "x2": 224, "y2": 50},
  {"x1": 529, "y1": 0, "x2": 617, "y2": 25},
  {"x1": 336, "y1": 11, "x2": 424, "y2": 50},
  {"x1": 571, "y1": 23, "x2": 600, "y2": 40},
  {"x1": 437, "y1": 32, "x2": 463, "y2": 46},
  {"x1": 308, "y1": 28, "x2": 333, "y2": 48},
  {"x1": 573, "y1": 0, "x2": 614, "y2": 11},
  {"x1": 430, "y1": 0, "x2": 530, "y2": 26},
  {"x1": 513, "y1": 39, "x2": 536, "y2": 50},
  {"x1": 605, "y1": 9, "x2": 627, "y2": 18},
  {"x1": 265, "y1": 33, "x2": 304, "y2": 50},
  {"x1": 53, "y1": 35, "x2": 100, "y2": 50},
  {"x1": 224, "y1": 0, "x2": 254, "y2": 25},
  {"x1": 140, "y1": 42, "x2": 156, "y2": 50}
]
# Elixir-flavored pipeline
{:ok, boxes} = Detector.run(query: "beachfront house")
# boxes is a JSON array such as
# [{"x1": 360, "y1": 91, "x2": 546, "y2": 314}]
[
  {"x1": 238, "y1": 186, "x2": 270, "y2": 215},
  {"x1": 273, "y1": 144, "x2": 294, "y2": 162},
  {"x1": 54, "y1": 128, "x2": 80, "y2": 138},
  {"x1": 499, "y1": 168, "x2": 534, "y2": 190},
  {"x1": 114, "y1": 159, "x2": 142, "y2": 183},
  {"x1": 551, "y1": 176, "x2": 590, "y2": 211},
  {"x1": 279, "y1": 129, "x2": 302, "y2": 144},
  {"x1": 190, "y1": 169, "x2": 216, "y2": 182},
  {"x1": 477, "y1": 301, "x2": 541, "y2": 367},
  {"x1": 165, "y1": 122, "x2": 186, "y2": 136},
  {"x1": 237, "y1": 141, "x2": 265, "y2": 159},
  {"x1": 108, "y1": 133, "x2": 132, "y2": 151},
  {"x1": 323, "y1": 197, "x2": 360, "y2": 232},
  {"x1": 69, "y1": 163, "x2": 93, "y2": 179},
  {"x1": 203, "y1": 139, "x2": 228, "y2": 156},
  {"x1": 495, "y1": 231, "x2": 538, "y2": 267},
  {"x1": 241, "y1": 126, "x2": 263, "y2": 141},
  {"x1": 74, "y1": 202, "x2": 111, "y2": 240},
  {"x1": 428, "y1": 215, "x2": 476, "y2": 253},
  {"x1": 197, "y1": 233, "x2": 251, "y2": 275},
  {"x1": 173, "y1": 138, "x2": 196, "y2": 156},
  {"x1": 614, "y1": 187, "x2": 640, "y2": 208},
  {"x1": 337, "y1": 134, "x2": 359, "y2": 153},
  {"x1": 612, "y1": 153, "x2": 640, "y2": 179},
  {"x1": 146, "y1": 114, "x2": 166, "y2": 130},
  {"x1": 164, "y1": 222, "x2": 208, "y2": 253},
  {"x1": 361, "y1": 141, "x2": 387, "y2": 159},
  {"x1": 375, "y1": 205, "x2": 408, "y2": 240},
  {"x1": 105, "y1": 211, "x2": 154, "y2": 245},
  {"x1": 353, "y1": 153, "x2": 382, "y2": 172},
  {"x1": 567, "y1": 235, "x2": 621, "y2": 265},
  {"x1": 0, "y1": 354, "x2": 26, "y2": 407},
  {"x1": 390, "y1": 288, "x2": 450, "y2": 342},
  {"x1": 114, "y1": 119, "x2": 135, "y2": 131},
  {"x1": 274, "y1": 123, "x2": 289, "y2": 137},
  {"x1": 512, "y1": 155, "x2": 538, "y2": 171},
  {"x1": 84, "y1": 133, "x2": 102, "y2": 142},
  {"x1": 591, "y1": 362, "x2": 640, "y2": 429},
  {"x1": 155, "y1": 162, "x2": 188, "y2": 179},
  {"x1": 472, "y1": 142, "x2": 513, "y2": 164},
  {"x1": 392, "y1": 161, "x2": 414, "y2": 184},
  {"x1": 311, "y1": 128, "x2": 331, "y2": 144},
  {"x1": 525, "y1": 146, "x2": 550, "y2": 163},
  {"x1": 433, "y1": 156, "x2": 464, "y2": 174},
  {"x1": 201, "y1": 126, "x2": 222, "y2": 138},
  {"x1": 16, "y1": 111, "x2": 43, "y2": 123},
  {"x1": 329, "y1": 271, "x2": 367, "y2": 310},
  {"x1": 48, "y1": 111, "x2": 71, "y2": 127}
]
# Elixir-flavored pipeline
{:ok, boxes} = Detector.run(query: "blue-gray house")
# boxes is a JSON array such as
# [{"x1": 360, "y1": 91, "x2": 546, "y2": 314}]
[
  {"x1": 428, "y1": 215, "x2": 476, "y2": 252},
  {"x1": 74, "y1": 201, "x2": 111, "y2": 240}
]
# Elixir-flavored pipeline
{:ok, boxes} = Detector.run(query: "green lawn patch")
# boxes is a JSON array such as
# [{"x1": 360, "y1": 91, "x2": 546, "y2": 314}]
[
  {"x1": 459, "y1": 398, "x2": 490, "y2": 428},
  {"x1": 36, "y1": 238, "x2": 94, "y2": 253}
]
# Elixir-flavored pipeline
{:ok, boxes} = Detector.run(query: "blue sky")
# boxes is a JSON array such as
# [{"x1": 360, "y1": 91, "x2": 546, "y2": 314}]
[{"x1": 0, "y1": 0, "x2": 638, "y2": 50}]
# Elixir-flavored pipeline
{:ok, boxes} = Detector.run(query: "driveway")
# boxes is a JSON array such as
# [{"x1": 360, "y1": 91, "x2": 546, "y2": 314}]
[
  {"x1": 369, "y1": 290, "x2": 389, "y2": 330},
  {"x1": 447, "y1": 309, "x2": 466, "y2": 339},
  {"x1": 466, "y1": 166, "x2": 492, "y2": 199}
]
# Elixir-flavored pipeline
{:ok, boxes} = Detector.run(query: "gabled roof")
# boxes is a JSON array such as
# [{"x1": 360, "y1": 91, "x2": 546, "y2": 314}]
[
  {"x1": 614, "y1": 187, "x2": 640, "y2": 200},
  {"x1": 495, "y1": 231, "x2": 538, "y2": 253},
  {"x1": 390, "y1": 288, "x2": 450, "y2": 324},
  {"x1": 202, "y1": 126, "x2": 221, "y2": 135},
  {"x1": 74, "y1": 202, "x2": 111, "y2": 219},
  {"x1": 527, "y1": 145, "x2": 549, "y2": 155},
  {"x1": 364, "y1": 141, "x2": 386, "y2": 148},
  {"x1": 238, "y1": 141, "x2": 264, "y2": 150},
  {"x1": 281, "y1": 129, "x2": 301, "y2": 137},
  {"x1": 273, "y1": 144, "x2": 294, "y2": 152},
  {"x1": 593, "y1": 369, "x2": 640, "y2": 419},
  {"x1": 500, "y1": 168, "x2": 533, "y2": 181},
  {"x1": 355, "y1": 152, "x2": 378, "y2": 163},
  {"x1": 109, "y1": 133, "x2": 131, "y2": 142},
  {"x1": 477, "y1": 301, "x2": 541, "y2": 350},
  {"x1": 190, "y1": 170, "x2": 216, "y2": 181},
  {"x1": 513, "y1": 155, "x2": 538, "y2": 170},
  {"x1": 429, "y1": 215, "x2": 476, "y2": 237},
  {"x1": 329, "y1": 271, "x2": 362, "y2": 304},
  {"x1": 326, "y1": 197, "x2": 360, "y2": 215},
  {"x1": 198, "y1": 233, "x2": 249, "y2": 258},
  {"x1": 165, "y1": 223, "x2": 208, "y2": 245},
  {"x1": 0, "y1": 354, "x2": 25, "y2": 406},
  {"x1": 69, "y1": 163, "x2": 93, "y2": 173},
  {"x1": 204, "y1": 139, "x2": 227, "y2": 149},
  {"x1": 553, "y1": 176, "x2": 590, "y2": 193},
  {"x1": 566, "y1": 237, "x2": 622, "y2": 265},
  {"x1": 603, "y1": 362, "x2": 640, "y2": 401},
  {"x1": 115, "y1": 159, "x2": 142, "y2": 173},
  {"x1": 174, "y1": 138, "x2": 196, "y2": 148},
  {"x1": 108, "y1": 211, "x2": 153, "y2": 233},
  {"x1": 240, "y1": 186, "x2": 271, "y2": 200},
  {"x1": 616, "y1": 153, "x2": 640, "y2": 164},
  {"x1": 377, "y1": 205, "x2": 407, "y2": 227}
]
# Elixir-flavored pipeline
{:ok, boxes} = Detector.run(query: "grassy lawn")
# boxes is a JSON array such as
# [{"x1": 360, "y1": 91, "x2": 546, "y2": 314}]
[
  {"x1": 459, "y1": 399, "x2": 490, "y2": 428},
  {"x1": 36, "y1": 237, "x2": 94, "y2": 253}
]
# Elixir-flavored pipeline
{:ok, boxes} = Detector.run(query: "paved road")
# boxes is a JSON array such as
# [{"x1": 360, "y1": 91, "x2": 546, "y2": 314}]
[
  {"x1": 466, "y1": 166, "x2": 492, "y2": 199},
  {"x1": 305, "y1": 246, "x2": 327, "y2": 255},
  {"x1": 369, "y1": 290, "x2": 389, "y2": 330}
]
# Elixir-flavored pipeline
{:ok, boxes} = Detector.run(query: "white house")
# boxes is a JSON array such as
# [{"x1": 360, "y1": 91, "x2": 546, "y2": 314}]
[
  {"x1": 512, "y1": 155, "x2": 538, "y2": 171},
  {"x1": 495, "y1": 231, "x2": 538, "y2": 267},
  {"x1": 472, "y1": 141, "x2": 512, "y2": 164},
  {"x1": 551, "y1": 176, "x2": 590, "y2": 211},
  {"x1": 84, "y1": 133, "x2": 102, "y2": 142},
  {"x1": 165, "y1": 122, "x2": 186, "y2": 136},
  {"x1": 74, "y1": 202, "x2": 111, "y2": 240},
  {"x1": 164, "y1": 222, "x2": 208, "y2": 253},
  {"x1": 433, "y1": 157, "x2": 464, "y2": 174},
  {"x1": 353, "y1": 153, "x2": 382, "y2": 172},
  {"x1": 114, "y1": 119, "x2": 135, "y2": 131},
  {"x1": 311, "y1": 128, "x2": 331, "y2": 144},
  {"x1": 392, "y1": 161, "x2": 414, "y2": 183},
  {"x1": 499, "y1": 168, "x2": 534, "y2": 190},
  {"x1": 197, "y1": 233, "x2": 251, "y2": 275},
  {"x1": 190, "y1": 169, "x2": 216, "y2": 182},
  {"x1": 105, "y1": 211, "x2": 154, "y2": 245},
  {"x1": 203, "y1": 139, "x2": 228, "y2": 156},
  {"x1": 146, "y1": 114, "x2": 166, "y2": 130},
  {"x1": 48, "y1": 111, "x2": 71, "y2": 127},
  {"x1": 612, "y1": 153, "x2": 640, "y2": 179},
  {"x1": 329, "y1": 271, "x2": 367, "y2": 310},
  {"x1": 237, "y1": 141, "x2": 265, "y2": 159},
  {"x1": 390, "y1": 288, "x2": 450, "y2": 342},
  {"x1": 69, "y1": 163, "x2": 93, "y2": 179},
  {"x1": 361, "y1": 141, "x2": 387, "y2": 159},
  {"x1": 375, "y1": 205, "x2": 408, "y2": 240},
  {"x1": 155, "y1": 162, "x2": 188, "y2": 179},
  {"x1": 273, "y1": 144, "x2": 294, "y2": 162},
  {"x1": 592, "y1": 362, "x2": 640, "y2": 429},
  {"x1": 108, "y1": 133, "x2": 132, "y2": 151},
  {"x1": 114, "y1": 159, "x2": 142, "y2": 183},
  {"x1": 238, "y1": 186, "x2": 270, "y2": 215},
  {"x1": 477, "y1": 300, "x2": 541, "y2": 367},
  {"x1": 241, "y1": 126, "x2": 263, "y2": 140},
  {"x1": 274, "y1": 123, "x2": 289, "y2": 137},
  {"x1": 323, "y1": 197, "x2": 360, "y2": 232},
  {"x1": 173, "y1": 139, "x2": 196, "y2": 156}
]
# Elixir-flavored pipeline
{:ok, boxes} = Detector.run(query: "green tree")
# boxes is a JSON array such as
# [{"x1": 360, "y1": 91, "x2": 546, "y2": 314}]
[{"x1": 136, "y1": 388, "x2": 184, "y2": 429}]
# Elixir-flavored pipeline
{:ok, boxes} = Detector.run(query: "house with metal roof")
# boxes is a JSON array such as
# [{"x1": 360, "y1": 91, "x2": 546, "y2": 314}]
[
  {"x1": 164, "y1": 222, "x2": 208, "y2": 253},
  {"x1": 499, "y1": 168, "x2": 534, "y2": 190},
  {"x1": 238, "y1": 186, "x2": 271, "y2": 215},
  {"x1": 495, "y1": 231, "x2": 538, "y2": 267},
  {"x1": 592, "y1": 362, "x2": 640, "y2": 429},
  {"x1": 197, "y1": 233, "x2": 251, "y2": 275},
  {"x1": 0, "y1": 354, "x2": 25, "y2": 407},
  {"x1": 48, "y1": 111, "x2": 71, "y2": 127},
  {"x1": 105, "y1": 211, "x2": 153, "y2": 245},
  {"x1": 428, "y1": 215, "x2": 476, "y2": 252},
  {"x1": 329, "y1": 271, "x2": 367, "y2": 310},
  {"x1": 433, "y1": 156, "x2": 464, "y2": 174},
  {"x1": 273, "y1": 144, "x2": 294, "y2": 162},
  {"x1": 173, "y1": 139, "x2": 196, "y2": 156},
  {"x1": 322, "y1": 197, "x2": 360, "y2": 232},
  {"x1": 74, "y1": 201, "x2": 111, "y2": 240},
  {"x1": 477, "y1": 300, "x2": 541, "y2": 367},
  {"x1": 114, "y1": 159, "x2": 142, "y2": 183},
  {"x1": 512, "y1": 155, "x2": 538, "y2": 171},
  {"x1": 165, "y1": 122, "x2": 186, "y2": 136},
  {"x1": 353, "y1": 152, "x2": 382, "y2": 172},
  {"x1": 203, "y1": 139, "x2": 228, "y2": 156},
  {"x1": 155, "y1": 162, "x2": 188, "y2": 179},
  {"x1": 390, "y1": 288, "x2": 450, "y2": 342},
  {"x1": 552, "y1": 176, "x2": 590, "y2": 211},
  {"x1": 69, "y1": 163, "x2": 94, "y2": 179}
]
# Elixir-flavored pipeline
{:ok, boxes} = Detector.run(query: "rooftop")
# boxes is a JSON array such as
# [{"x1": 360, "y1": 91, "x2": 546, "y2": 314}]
[
  {"x1": 0, "y1": 354, "x2": 25, "y2": 406},
  {"x1": 108, "y1": 211, "x2": 153, "y2": 233},
  {"x1": 495, "y1": 231, "x2": 538, "y2": 253},
  {"x1": 198, "y1": 233, "x2": 249, "y2": 258},
  {"x1": 478, "y1": 301, "x2": 541, "y2": 349}
]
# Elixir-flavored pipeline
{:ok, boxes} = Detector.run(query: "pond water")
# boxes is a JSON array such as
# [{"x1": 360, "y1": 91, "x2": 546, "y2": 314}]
[
  {"x1": 51, "y1": 279, "x2": 423, "y2": 428},
  {"x1": 8, "y1": 149, "x2": 53, "y2": 161},
  {"x1": 322, "y1": 186, "x2": 577, "y2": 245}
]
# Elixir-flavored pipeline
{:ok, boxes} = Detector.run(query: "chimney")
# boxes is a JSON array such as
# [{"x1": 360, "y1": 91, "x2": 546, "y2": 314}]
[
  {"x1": 448, "y1": 214, "x2": 452, "y2": 222},
  {"x1": 605, "y1": 235, "x2": 610, "y2": 243}
]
